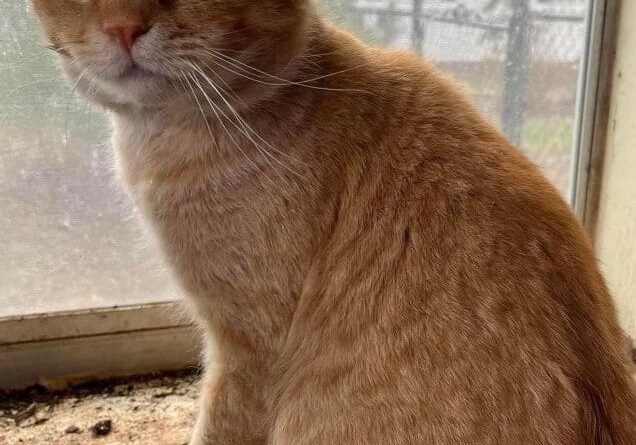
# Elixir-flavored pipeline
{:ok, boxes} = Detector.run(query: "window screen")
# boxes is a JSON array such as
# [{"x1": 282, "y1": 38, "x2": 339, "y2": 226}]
[{"x1": 0, "y1": 0, "x2": 593, "y2": 317}]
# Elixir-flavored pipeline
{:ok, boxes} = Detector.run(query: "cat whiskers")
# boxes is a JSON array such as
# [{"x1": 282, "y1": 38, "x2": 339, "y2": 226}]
[
  {"x1": 177, "y1": 69, "x2": 278, "y2": 187},
  {"x1": 186, "y1": 70, "x2": 289, "y2": 186},
  {"x1": 196, "y1": 59, "x2": 246, "y2": 109},
  {"x1": 70, "y1": 67, "x2": 89, "y2": 93},
  {"x1": 184, "y1": 60, "x2": 306, "y2": 179},
  {"x1": 10, "y1": 51, "x2": 84, "y2": 98},
  {"x1": 200, "y1": 48, "x2": 367, "y2": 93},
  {"x1": 64, "y1": 67, "x2": 91, "y2": 148},
  {"x1": 8, "y1": 77, "x2": 60, "y2": 98},
  {"x1": 44, "y1": 44, "x2": 71, "y2": 57}
]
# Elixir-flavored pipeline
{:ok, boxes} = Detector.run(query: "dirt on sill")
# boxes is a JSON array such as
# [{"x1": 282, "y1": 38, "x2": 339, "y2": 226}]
[
  {"x1": 0, "y1": 370, "x2": 199, "y2": 445},
  {"x1": 4, "y1": 367, "x2": 633, "y2": 445}
]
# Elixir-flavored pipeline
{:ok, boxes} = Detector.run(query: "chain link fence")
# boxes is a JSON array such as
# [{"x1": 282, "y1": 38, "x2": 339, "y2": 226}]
[{"x1": 321, "y1": 0, "x2": 588, "y2": 195}]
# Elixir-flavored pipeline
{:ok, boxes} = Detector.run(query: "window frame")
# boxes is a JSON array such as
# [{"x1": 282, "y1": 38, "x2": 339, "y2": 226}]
[
  {"x1": 0, "y1": 303, "x2": 200, "y2": 389},
  {"x1": 571, "y1": 0, "x2": 619, "y2": 229},
  {"x1": 0, "y1": 0, "x2": 617, "y2": 389}
]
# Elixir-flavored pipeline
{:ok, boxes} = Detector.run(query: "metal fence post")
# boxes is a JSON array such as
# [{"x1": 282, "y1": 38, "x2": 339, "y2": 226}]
[
  {"x1": 502, "y1": 0, "x2": 531, "y2": 145},
  {"x1": 412, "y1": 0, "x2": 425, "y2": 55}
]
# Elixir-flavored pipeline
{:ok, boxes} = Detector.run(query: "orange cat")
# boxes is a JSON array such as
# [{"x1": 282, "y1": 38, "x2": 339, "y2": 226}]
[{"x1": 31, "y1": 1, "x2": 635, "y2": 444}]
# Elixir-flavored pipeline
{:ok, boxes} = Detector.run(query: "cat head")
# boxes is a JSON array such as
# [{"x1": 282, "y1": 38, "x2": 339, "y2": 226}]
[{"x1": 30, "y1": 0, "x2": 311, "y2": 111}]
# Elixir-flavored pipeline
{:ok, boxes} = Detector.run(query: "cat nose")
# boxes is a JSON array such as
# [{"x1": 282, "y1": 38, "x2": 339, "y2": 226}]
[{"x1": 103, "y1": 23, "x2": 149, "y2": 54}]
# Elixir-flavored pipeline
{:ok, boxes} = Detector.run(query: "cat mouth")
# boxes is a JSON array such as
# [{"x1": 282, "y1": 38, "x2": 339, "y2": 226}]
[{"x1": 117, "y1": 64, "x2": 156, "y2": 80}]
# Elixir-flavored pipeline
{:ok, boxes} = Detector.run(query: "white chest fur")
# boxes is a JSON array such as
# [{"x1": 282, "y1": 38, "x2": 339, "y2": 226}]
[{"x1": 109, "y1": 112, "x2": 318, "y2": 338}]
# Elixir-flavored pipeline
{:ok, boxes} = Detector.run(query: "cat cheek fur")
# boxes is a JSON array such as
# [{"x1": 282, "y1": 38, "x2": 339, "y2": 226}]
[{"x1": 30, "y1": 0, "x2": 88, "y2": 48}]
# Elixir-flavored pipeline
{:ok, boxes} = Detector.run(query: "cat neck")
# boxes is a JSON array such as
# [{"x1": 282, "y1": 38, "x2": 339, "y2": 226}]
[
  {"x1": 109, "y1": 21, "x2": 376, "y2": 353},
  {"x1": 111, "y1": 17, "x2": 364, "y2": 187}
]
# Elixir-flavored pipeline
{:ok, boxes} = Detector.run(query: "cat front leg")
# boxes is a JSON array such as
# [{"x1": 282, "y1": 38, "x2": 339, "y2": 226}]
[{"x1": 189, "y1": 358, "x2": 268, "y2": 445}]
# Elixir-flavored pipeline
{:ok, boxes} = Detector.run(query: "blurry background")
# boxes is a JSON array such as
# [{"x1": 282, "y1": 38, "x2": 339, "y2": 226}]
[
  {"x1": 324, "y1": 0, "x2": 587, "y2": 194},
  {"x1": 0, "y1": 0, "x2": 592, "y2": 317}
]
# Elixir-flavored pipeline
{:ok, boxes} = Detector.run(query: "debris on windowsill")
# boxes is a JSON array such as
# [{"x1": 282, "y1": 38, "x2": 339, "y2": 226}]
[
  {"x1": 13, "y1": 403, "x2": 37, "y2": 426},
  {"x1": 89, "y1": 419, "x2": 112, "y2": 437},
  {"x1": 64, "y1": 424, "x2": 81, "y2": 434},
  {"x1": 0, "y1": 370, "x2": 199, "y2": 445}
]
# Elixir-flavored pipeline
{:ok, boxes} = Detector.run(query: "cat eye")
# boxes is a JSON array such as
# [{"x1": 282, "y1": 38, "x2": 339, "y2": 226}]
[{"x1": 1, "y1": 0, "x2": 632, "y2": 392}]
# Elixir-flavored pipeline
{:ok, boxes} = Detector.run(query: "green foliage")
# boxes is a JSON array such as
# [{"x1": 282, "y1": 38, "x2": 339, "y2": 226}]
[{"x1": 522, "y1": 116, "x2": 573, "y2": 155}]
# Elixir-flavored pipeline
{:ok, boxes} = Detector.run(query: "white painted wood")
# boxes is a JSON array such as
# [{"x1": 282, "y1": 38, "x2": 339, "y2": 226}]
[
  {"x1": 0, "y1": 303, "x2": 188, "y2": 345},
  {"x1": 0, "y1": 326, "x2": 202, "y2": 389},
  {"x1": 594, "y1": 0, "x2": 636, "y2": 340},
  {"x1": 0, "y1": 302, "x2": 201, "y2": 389},
  {"x1": 572, "y1": 0, "x2": 620, "y2": 230},
  {"x1": 572, "y1": 0, "x2": 608, "y2": 219}
]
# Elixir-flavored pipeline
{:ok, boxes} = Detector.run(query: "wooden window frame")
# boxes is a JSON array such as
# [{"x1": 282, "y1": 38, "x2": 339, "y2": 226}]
[
  {"x1": 572, "y1": 0, "x2": 619, "y2": 229},
  {"x1": 0, "y1": 303, "x2": 200, "y2": 389}
]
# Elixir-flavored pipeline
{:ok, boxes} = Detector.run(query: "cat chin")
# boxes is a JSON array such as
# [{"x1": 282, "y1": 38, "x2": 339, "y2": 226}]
[
  {"x1": 70, "y1": 70, "x2": 176, "y2": 111},
  {"x1": 59, "y1": 55, "x2": 169, "y2": 109}
]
